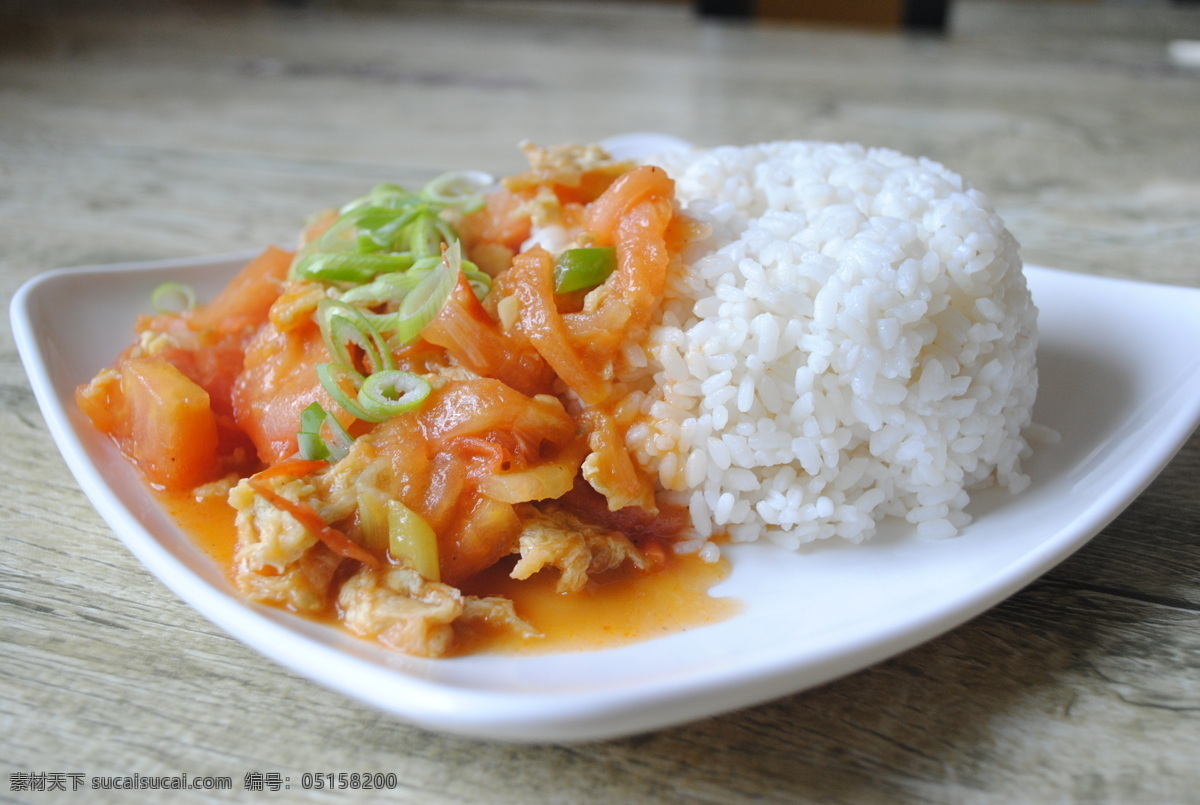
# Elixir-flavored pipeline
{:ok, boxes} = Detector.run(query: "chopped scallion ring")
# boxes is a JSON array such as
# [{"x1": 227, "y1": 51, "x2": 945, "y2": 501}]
[
  {"x1": 464, "y1": 268, "x2": 493, "y2": 301},
  {"x1": 150, "y1": 281, "x2": 197, "y2": 314},
  {"x1": 351, "y1": 206, "x2": 427, "y2": 251},
  {"x1": 317, "y1": 363, "x2": 430, "y2": 425},
  {"x1": 432, "y1": 219, "x2": 459, "y2": 249},
  {"x1": 316, "y1": 299, "x2": 395, "y2": 375},
  {"x1": 296, "y1": 431, "x2": 329, "y2": 463},
  {"x1": 316, "y1": 362, "x2": 375, "y2": 422},
  {"x1": 406, "y1": 215, "x2": 442, "y2": 257},
  {"x1": 338, "y1": 271, "x2": 426, "y2": 306},
  {"x1": 553, "y1": 246, "x2": 617, "y2": 293},
  {"x1": 340, "y1": 183, "x2": 410, "y2": 214},
  {"x1": 391, "y1": 243, "x2": 461, "y2": 344},
  {"x1": 293, "y1": 174, "x2": 487, "y2": 287},
  {"x1": 294, "y1": 252, "x2": 416, "y2": 283},
  {"x1": 422, "y1": 170, "x2": 495, "y2": 212},
  {"x1": 357, "y1": 370, "x2": 432, "y2": 420},
  {"x1": 296, "y1": 401, "x2": 354, "y2": 463}
]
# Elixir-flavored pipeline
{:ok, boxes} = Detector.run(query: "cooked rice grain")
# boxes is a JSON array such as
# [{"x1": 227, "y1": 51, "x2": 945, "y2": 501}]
[{"x1": 629, "y1": 141, "x2": 1038, "y2": 551}]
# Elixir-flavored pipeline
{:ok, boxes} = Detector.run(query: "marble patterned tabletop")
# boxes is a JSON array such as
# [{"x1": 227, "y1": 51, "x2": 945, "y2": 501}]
[{"x1": 2, "y1": 1, "x2": 1198, "y2": 802}]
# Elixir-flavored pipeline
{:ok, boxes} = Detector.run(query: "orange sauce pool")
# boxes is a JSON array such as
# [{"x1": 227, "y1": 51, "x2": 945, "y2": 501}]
[
  {"x1": 159, "y1": 487, "x2": 238, "y2": 566},
  {"x1": 458, "y1": 553, "x2": 736, "y2": 655},
  {"x1": 158, "y1": 488, "x2": 739, "y2": 656}
]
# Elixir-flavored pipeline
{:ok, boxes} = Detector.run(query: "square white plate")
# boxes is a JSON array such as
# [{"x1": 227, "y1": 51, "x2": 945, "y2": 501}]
[{"x1": 12, "y1": 252, "x2": 1200, "y2": 744}]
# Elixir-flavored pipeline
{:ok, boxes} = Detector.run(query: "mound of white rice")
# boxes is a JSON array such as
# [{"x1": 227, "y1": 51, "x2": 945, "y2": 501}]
[{"x1": 627, "y1": 141, "x2": 1038, "y2": 556}]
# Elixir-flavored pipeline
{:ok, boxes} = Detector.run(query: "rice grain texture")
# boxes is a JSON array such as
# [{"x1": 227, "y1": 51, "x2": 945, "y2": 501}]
[{"x1": 627, "y1": 141, "x2": 1039, "y2": 555}]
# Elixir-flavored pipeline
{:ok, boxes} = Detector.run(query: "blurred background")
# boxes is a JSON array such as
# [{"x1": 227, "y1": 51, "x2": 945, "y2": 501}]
[{"x1": 2, "y1": 0, "x2": 1198, "y2": 288}]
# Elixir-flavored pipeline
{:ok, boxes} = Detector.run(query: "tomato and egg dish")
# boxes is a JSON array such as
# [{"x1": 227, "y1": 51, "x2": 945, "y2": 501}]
[{"x1": 76, "y1": 144, "x2": 723, "y2": 657}]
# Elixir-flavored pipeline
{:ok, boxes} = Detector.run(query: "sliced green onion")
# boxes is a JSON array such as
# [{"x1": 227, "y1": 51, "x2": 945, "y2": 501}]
[
  {"x1": 432, "y1": 219, "x2": 461, "y2": 252},
  {"x1": 294, "y1": 252, "x2": 416, "y2": 283},
  {"x1": 351, "y1": 203, "x2": 423, "y2": 225},
  {"x1": 316, "y1": 362, "x2": 375, "y2": 422},
  {"x1": 405, "y1": 215, "x2": 442, "y2": 257},
  {"x1": 296, "y1": 174, "x2": 490, "y2": 287},
  {"x1": 296, "y1": 401, "x2": 354, "y2": 463},
  {"x1": 296, "y1": 431, "x2": 328, "y2": 463},
  {"x1": 410, "y1": 254, "x2": 448, "y2": 273},
  {"x1": 357, "y1": 369, "x2": 432, "y2": 421},
  {"x1": 422, "y1": 170, "x2": 494, "y2": 213},
  {"x1": 338, "y1": 271, "x2": 425, "y2": 306},
  {"x1": 317, "y1": 364, "x2": 429, "y2": 425},
  {"x1": 297, "y1": 403, "x2": 329, "y2": 461},
  {"x1": 299, "y1": 402, "x2": 325, "y2": 431},
  {"x1": 340, "y1": 183, "x2": 412, "y2": 214},
  {"x1": 554, "y1": 247, "x2": 617, "y2": 293},
  {"x1": 316, "y1": 299, "x2": 394, "y2": 374},
  {"x1": 352, "y1": 206, "x2": 426, "y2": 251},
  {"x1": 311, "y1": 213, "x2": 366, "y2": 253},
  {"x1": 151, "y1": 281, "x2": 196, "y2": 313},
  {"x1": 391, "y1": 243, "x2": 461, "y2": 344},
  {"x1": 387, "y1": 499, "x2": 440, "y2": 581},
  {"x1": 464, "y1": 268, "x2": 492, "y2": 301}
]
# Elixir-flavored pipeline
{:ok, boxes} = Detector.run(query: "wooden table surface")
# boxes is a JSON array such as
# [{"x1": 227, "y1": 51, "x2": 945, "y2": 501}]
[{"x1": 3, "y1": 2, "x2": 1199, "y2": 802}]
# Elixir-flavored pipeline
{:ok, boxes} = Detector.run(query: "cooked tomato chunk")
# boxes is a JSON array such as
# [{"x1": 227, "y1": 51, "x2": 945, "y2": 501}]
[{"x1": 77, "y1": 355, "x2": 221, "y2": 489}]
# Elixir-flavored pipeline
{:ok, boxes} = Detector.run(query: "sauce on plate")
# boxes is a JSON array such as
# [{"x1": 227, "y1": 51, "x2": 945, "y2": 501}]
[{"x1": 160, "y1": 488, "x2": 738, "y2": 656}]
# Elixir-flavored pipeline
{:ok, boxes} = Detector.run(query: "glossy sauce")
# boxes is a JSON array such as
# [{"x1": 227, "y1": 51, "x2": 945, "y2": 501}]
[
  {"x1": 160, "y1": 487, "x2": 238, "y2": 567},
  {"x1": 159, "y1": 488, "x2": 738, "y2": 656},
  {"x1": 458, "y1": 553, "x2": 736, "y2": 655}
]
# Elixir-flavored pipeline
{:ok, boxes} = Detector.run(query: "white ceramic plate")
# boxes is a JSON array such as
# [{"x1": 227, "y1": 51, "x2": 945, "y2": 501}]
[{"x1": 11, "y1": 203, "x2": 1200, "y2": 744}]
